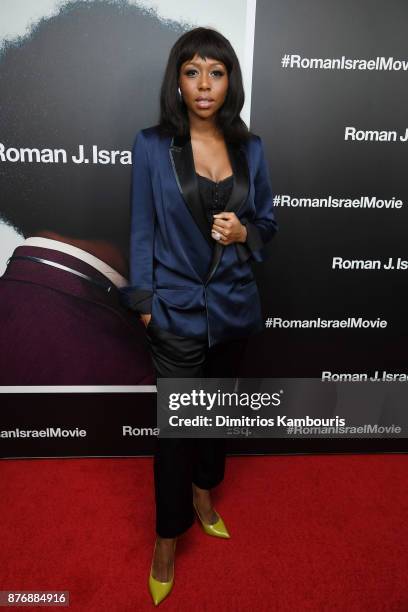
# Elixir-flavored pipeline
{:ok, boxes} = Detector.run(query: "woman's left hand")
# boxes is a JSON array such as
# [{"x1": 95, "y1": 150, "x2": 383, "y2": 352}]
[{"x1": 211, "y1": 212, "x2": 247, "y2": 246}]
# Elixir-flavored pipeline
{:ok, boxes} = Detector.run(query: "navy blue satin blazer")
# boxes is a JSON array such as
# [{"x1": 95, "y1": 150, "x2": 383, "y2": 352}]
[{"x1": 120, "y1": 125, "x2": 277, "y2": 346}]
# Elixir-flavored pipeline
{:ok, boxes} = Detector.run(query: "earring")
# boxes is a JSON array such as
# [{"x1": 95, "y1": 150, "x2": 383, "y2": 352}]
[{"x1": 177, "y1": 86, "x2": 182, "y2": 101}]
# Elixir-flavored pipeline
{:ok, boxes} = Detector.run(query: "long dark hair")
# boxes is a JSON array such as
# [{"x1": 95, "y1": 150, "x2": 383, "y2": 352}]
[{"x1": 159, "y1": 27, "x2": 250, "y2": 145}]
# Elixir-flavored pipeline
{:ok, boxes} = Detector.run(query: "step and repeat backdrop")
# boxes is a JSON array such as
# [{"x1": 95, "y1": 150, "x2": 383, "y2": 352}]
[{"x1": 0, "y1": 0, "x2": 406, "y2": 457}]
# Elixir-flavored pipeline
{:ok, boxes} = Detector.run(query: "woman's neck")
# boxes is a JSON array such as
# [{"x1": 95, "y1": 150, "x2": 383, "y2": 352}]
[{"x1": 188, "y1": 113, "x2": 223, "y2": 142}]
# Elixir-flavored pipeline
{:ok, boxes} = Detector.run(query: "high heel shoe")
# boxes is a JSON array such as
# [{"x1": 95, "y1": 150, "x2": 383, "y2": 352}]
[
  {"x1": 193, "y1": 501, "x2": 231, "y2": 538},
  {"x1": 148, "y1": 538, "x2": 176, "y2": 606}
]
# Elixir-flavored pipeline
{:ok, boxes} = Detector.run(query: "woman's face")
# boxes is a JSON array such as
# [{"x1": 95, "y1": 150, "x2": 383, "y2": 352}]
[{"x1": 178, "y1": 54, "x2": 229, "y2": 121}]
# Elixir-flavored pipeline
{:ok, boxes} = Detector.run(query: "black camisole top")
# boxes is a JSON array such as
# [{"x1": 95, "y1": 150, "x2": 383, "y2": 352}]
[{"x1": 196, "y1": 173, "x2": 234, "y2": 226}]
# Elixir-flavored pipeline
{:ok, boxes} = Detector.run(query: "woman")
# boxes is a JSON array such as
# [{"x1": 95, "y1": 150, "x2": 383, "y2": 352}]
[{"x1": 121, "y1": 27, "x2": 277, "y2": 605}]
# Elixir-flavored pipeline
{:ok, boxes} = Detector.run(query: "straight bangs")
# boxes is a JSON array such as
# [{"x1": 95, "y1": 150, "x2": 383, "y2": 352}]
[{"x1": 176, "y1": 32, "x2": 234, "y2": 74}]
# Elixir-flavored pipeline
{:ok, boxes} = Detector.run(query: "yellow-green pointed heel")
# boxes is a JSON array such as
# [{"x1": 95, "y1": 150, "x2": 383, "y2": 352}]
[
  {"x1": 148, "y1": 539, "x2": 176, "y2": 606},
  {"x1": 193, "y1": 501, "x2": 231, "y2": 538}
]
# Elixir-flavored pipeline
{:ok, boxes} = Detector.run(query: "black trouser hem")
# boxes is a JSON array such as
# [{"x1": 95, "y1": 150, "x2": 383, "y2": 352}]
[
  {"x1": 156, "y1": 512, "x2": 196, "y2": 539},
  {"x1": 192, "y1": 475, "x2": 225, "y2": 490}
]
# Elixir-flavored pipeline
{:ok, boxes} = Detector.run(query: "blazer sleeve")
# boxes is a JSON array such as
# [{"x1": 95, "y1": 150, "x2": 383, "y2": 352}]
[
  {"x1": 119, "y1": 130, "x2": 155, "y2": 314},
  {"x1": 235, "y1": 135, "x2": 278, "y2": 263}
]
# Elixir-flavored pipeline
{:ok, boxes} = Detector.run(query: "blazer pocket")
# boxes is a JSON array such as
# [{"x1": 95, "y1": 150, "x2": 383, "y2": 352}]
[{"x1": 155, "y1": 286, "x2": 203, "y2": 309}]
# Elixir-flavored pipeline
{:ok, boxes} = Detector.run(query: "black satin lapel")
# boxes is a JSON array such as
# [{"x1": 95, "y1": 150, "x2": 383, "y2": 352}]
[
  {"x1": 168, "y1": 137, "x2": 249, "y2": 286},
  {"x1": 205, "y1": 143, "x2": 249, "y2": 285},
  {"x1": 225, "y1": 143, "x2": 249, "y2": 215},
  {"x1": 169, "y1": 136, "x2": 213, "y2": 248}
]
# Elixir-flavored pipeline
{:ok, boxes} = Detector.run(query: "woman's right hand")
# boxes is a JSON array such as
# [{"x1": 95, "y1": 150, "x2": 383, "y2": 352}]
[{"x1": 140, "y1": 313, "x2": 152, "y2": 327}]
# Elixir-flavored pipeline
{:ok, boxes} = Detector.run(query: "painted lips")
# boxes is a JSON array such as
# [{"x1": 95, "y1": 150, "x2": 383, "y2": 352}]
[{"x1": 195, "y1": 98, "x2": 214, "y2": 109}]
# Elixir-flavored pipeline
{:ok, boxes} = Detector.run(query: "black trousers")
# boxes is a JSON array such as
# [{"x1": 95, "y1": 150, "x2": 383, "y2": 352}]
[{"x1": 146, "y1": 323, "x2": 248, "y2": 538}]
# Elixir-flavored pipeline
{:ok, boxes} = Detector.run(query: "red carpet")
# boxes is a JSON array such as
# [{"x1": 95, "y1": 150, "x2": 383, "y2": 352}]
[{"x1": 0, "y1": 454, "x2": 407, "y2": 611}]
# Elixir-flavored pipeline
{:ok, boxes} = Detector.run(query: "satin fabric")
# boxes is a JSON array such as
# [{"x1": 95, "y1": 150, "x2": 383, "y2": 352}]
[
  {"x1": 146, "y1": 321, "x2": 247, "y2": 537},
  {"x1": 120, "y1": 126, "x2": 277, "y2": 347}
]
